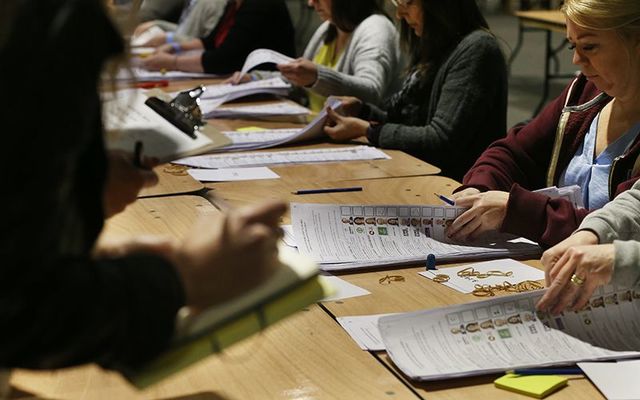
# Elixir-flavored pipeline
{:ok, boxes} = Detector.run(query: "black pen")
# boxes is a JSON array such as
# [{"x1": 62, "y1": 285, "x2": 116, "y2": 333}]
[
  {"x1": 133, "y1": 141, "x2": 144, "y2": 168},
  {"x1": 292, "y1": 186, "x2": 363, "y2": 195}
]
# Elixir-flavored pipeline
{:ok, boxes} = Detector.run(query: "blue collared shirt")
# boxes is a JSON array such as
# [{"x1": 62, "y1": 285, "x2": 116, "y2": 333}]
[{"x1": 559, "y1": 113, "x2": 640, "y2": 209}]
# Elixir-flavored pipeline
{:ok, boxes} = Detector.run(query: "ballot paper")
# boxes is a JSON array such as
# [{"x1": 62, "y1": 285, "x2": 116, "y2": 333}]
[
  {"x1": 114, "y1": 67, "x2": 220, "y2": 82},
  {"x1": 291, "y1": 203, "x2": 541, "y2": 271},
  {"x1": 130, "y1": 25, "x2": 165, "y2": 47},
  {"x1": 174, "y1": 146, "x2": 390, "y2": 169},
  {"x1": 379, "y1": 285, "x2": 640, "y2": 381},
  {"x1": 203, "y1": 102, "x2": 310, "y2": 119},
  {"x1": 188, "y1": 167, "x2": 279, "y2": 182},
  {"x1": 337, "y1": 313, "x2": 400, "y2": 351},
  {"x1": 198, "y1": 77, "x2": 291, "y2": 101},
  {"x1": 240, "y1": 48, "x2": 295, "y2": 75},
  {"x1": 578, "y1": 360, "x2": 640, "y2": 400},
  {"x1": 534, "y1": 185, "x2": 584, "y2": 209},
  {"x1": 191, "y1": 98, "x2": 341, "y2": 151},
  {"x1": 420, "y1": 259, "x2": 545, "y2": 294}
]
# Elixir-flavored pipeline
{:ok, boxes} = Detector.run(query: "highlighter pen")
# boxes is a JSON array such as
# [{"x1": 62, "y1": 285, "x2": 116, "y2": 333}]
[
  {"x1": 434, "y1": 193, "x2": 455, "y2": 206},
  {"x1": 508, "y1": 368, "x2": 583, "y2": 375},
  {"x1": 293, "y1": 187, "x2": 363, "y2": 195}
]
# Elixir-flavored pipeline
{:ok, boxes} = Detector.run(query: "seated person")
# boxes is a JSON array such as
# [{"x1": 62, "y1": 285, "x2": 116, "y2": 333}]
[
  {"x1": 138, "y1": 0, "x2": 186, "y2": 22},
  {"x1": 0, "y1": 0, "x2": 285, "y2": 372},
  {"x1": 537, "y1": 178, "x2": 640, "y2": 315},
  {"x1": 448, "y1": 0, "x2": 640, "y2": 248},
  {"x1": 229, "y1": 0, "x2": 402, "y2": 111},
  {"x1": 133, "y1": 0, "x2": 228, "y2": 47},
  {"x1": 141, "y1": 0, "x2": 295, "y2": 75},
  {"x1": 320, "y1": 0, "x2": 508, "y2": 181}
]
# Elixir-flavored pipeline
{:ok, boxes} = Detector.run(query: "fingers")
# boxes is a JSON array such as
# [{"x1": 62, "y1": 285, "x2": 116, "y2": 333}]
[
  {"x1": 239, "y1": 201, "x2": 287, "y2": 228},
  {"x1": 447, "y1": 208, "x2": 477, "y2": 237},
  {"x1": 449, "y1": 214, "x2": 482, "y2": 241},
  {"x1": 570, "y1": 279, "x2": 598, "y2": 311},
  {"x1": 537, "y1": 251, "x2": 576, "y2": 313}
]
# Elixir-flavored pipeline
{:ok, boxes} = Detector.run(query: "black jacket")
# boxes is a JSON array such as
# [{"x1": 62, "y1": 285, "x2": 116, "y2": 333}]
[
  {"x1": 0, "y1": 0, "x2": 184, "y2": 370},
  {"x1": 200, "y1": 0, "x2": 296, "y2": 74}
]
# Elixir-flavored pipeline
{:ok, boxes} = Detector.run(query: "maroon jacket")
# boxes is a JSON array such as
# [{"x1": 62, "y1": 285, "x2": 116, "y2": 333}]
[{"x1": 459, "y1": 75, "x2": 640, "y2": 248}]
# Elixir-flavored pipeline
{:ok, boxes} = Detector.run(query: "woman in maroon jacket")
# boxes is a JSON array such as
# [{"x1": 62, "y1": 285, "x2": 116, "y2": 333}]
[{"x1": 447, "y1": 0, "x2": 640, "y2": 248}]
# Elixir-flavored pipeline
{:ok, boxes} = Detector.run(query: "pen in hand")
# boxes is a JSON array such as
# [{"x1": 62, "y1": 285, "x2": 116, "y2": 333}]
[
  {"x1": 133, "y1": 141, "x2": 145, "y2": 169},
  {"x1": 434, "y1": 193, "x2": 455, "y2": 206}
]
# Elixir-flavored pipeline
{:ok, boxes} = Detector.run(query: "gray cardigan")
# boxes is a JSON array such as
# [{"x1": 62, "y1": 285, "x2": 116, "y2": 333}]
[
  {"x1": 362, "y1": 30, "x2": 508, "y2": 181},
  {"x1": 579, "y1": 179, "x2": 640, "y2": 287},
  {"x1": 303, "y1": 14, "x2": 402, "y2": 105}
]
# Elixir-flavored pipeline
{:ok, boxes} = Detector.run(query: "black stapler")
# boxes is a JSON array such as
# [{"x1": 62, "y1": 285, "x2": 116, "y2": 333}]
[{"x1": 145, "y1": 86, "x2": 207, "y2": 139}]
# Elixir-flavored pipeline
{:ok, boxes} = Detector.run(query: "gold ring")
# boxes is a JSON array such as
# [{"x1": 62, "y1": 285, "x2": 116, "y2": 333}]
[{"x1": 570, "y1": 274, "x2": 586, "y2": 287}]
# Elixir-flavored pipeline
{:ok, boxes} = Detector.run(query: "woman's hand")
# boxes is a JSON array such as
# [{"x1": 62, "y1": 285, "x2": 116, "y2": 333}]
[
  {"x1": 324, "y1": 107, "x2": 370, "y2": 141},
  {"x1": 446, "y1": 191, "x2": 509, "y2": 241},
  {"x1": 103, "y1": 150, "x2": 159, "y2": 218},
  {"x1": 223, "y1": 71, "x2": 252, "y2": 85},
  {"x1": 174, "y1": 201, "x2": 287, "y2": 311},
  {"x1": 141, "y1": 53, "x2": 177, "y2": 71},
  {"x1": 536, "y1": 241, "x2": 614, "y2": 315},
  {"x1": 277, "y1": 59, "x2": 318, "y2": 87},
  {"x1": 133, "y1": 21, "x2": 156, "y2": 38},
  {"x1": 327, "y1": 96, "x2": 363, "y2": 117},
  {"x1": 450, "y1": 187, "x2": 480, "y2": 201}
]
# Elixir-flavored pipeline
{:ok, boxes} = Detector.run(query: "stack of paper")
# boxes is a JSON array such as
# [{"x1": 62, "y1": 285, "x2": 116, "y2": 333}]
[
  {"x1": 291, "y1": 203, "x2": 542, "y2": 271},
  {"x1": 197, "y1": 98, "x2": 341, "y2": 150},
  {"x1": 174, "y1": 146, "x2": 390, "y2": 169},
  {"x1": 130, "y1": 26, "x2": 165, "y2": 47},
  {"x1": 534, "y1": 185, "x2": 584, "y2": 208},
  {"x1": 379, "y1": 285, "x2": 640, "y2": 381},
  {"x1": 240, "y1": 48, "x2": 295, "y2": 75},
  {"x1": 194, "y1": 77, "x2": 291, "y2": 110},
  {"x1": 114, "y1": 67, "x2": 220, "y2": 82},
  {"x1": 204, "y1": 102, "x2": 310, "y2": 119}
]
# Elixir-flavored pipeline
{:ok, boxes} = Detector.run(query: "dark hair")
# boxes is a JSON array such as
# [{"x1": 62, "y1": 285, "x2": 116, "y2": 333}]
[
  {"x1": 400, "y1": 0, "x2": 490, "y2": 69},
  {"x1": 325, "y1": 0, "x2": 389, "y2": 43}
]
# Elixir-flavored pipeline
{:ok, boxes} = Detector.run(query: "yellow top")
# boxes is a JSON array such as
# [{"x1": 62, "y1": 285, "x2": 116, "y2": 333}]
[{"x1": 308, "y1": 40, "x2": 341, "y2": 113}]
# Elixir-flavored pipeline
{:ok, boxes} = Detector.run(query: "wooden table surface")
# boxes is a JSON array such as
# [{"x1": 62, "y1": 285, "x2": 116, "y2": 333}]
[{"x1": 515, "y1": 10, "x2": 567, "y2": 33}]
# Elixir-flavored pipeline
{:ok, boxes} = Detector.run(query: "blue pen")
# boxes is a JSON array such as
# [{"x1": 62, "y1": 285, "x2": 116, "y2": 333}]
[
  {"x1": 434, "y1": 193, "x2": 455, "y2": 206},
  {"x1": 426, "y1": 254, "x2": 437, "y2": 270},
  {"x1": 508, "y1": 368, "x2": 583, "y2": 375}
]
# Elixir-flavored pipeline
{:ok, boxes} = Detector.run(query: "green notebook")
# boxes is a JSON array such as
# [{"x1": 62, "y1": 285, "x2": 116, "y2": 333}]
[
  {"x1": 494, "y1": 373, "x2": 568, "y2": 399},
  {"x1": 121, "y1": 245, "x2": 330, "y2": 389}
]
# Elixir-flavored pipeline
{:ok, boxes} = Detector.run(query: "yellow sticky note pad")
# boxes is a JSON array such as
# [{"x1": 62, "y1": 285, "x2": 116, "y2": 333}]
[
  {"x1": 494, "y1": 373, "x2": 568, "y2": 399},
  {"x1": 236, "y1": 126, "x2": 267, "y2": 132}
]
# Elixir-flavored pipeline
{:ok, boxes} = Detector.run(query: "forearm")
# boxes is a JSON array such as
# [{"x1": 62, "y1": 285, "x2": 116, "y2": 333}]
[
  {"x1": 578, "y1": 182, "x2": 640, "y2": 243},
  {"x1": 176, "y1": 53, "x2": 204, "y2": 73},
  {"x1": 611, "y1": 240, "x2": 640, "y2": 287}
]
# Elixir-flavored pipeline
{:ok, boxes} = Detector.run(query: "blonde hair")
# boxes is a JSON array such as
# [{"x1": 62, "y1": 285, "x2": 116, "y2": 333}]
[{"x1": 562, "y1": 0, "x2": 640, "y2": 38}]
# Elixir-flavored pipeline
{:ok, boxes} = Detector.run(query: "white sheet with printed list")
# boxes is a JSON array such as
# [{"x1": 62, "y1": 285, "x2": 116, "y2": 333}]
[{"x1": 174, "y1": 146, "x2": 390, "y2": 169}]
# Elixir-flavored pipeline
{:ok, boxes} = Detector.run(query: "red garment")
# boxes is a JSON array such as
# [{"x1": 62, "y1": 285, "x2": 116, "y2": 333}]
[
  {"x1": 212, "y1": 1, "x2": 238, "y2": 48},
  {"x1": 459, "y1": 74, "x2": 640, "y2": 248}
]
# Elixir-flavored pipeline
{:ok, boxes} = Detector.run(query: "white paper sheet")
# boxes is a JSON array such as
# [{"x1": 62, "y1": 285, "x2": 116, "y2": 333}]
[
  {"x1": 114, "y1": 67, "x2": 220, "y2": 82},
  {"x1": 174, "y1": 146, "x2": 390, "y2": 169},
  {"x1": 240, "y1": 48, "x2": 295, "y2": 75},
  {"x1": 337, "y1": 313, "x2": 399, "y2": 351},
  {"x1": 204, "y1": 102, "x2": 310, "y2": 119},
  {"x1": 419, "y1": 259, "x2": 545, "y2": 294},
  {"x1": 130, "y1": 25, "x2": 165, "y2": 47},
  {"x1": 578, "y1": 360, "x2": 640, "y2": 400},
  {"x1": 291, "y1": 203, "x2": 541, "y2": 270},
  {"x1": 380, "y1": 285, "x2": 640, "y2": 381},
  {"x1": 534, "y1": 185, "x2": 584, "y2": 209},
  {"x1": 280, "y1": 225, "x2": 297, "y2": 248},
  {"x1": 188, "y1": 167, "x2": 279, "y2": 182},
  {"x1": 319, "y1": 273, "x2": 370, "y2": 302}
]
